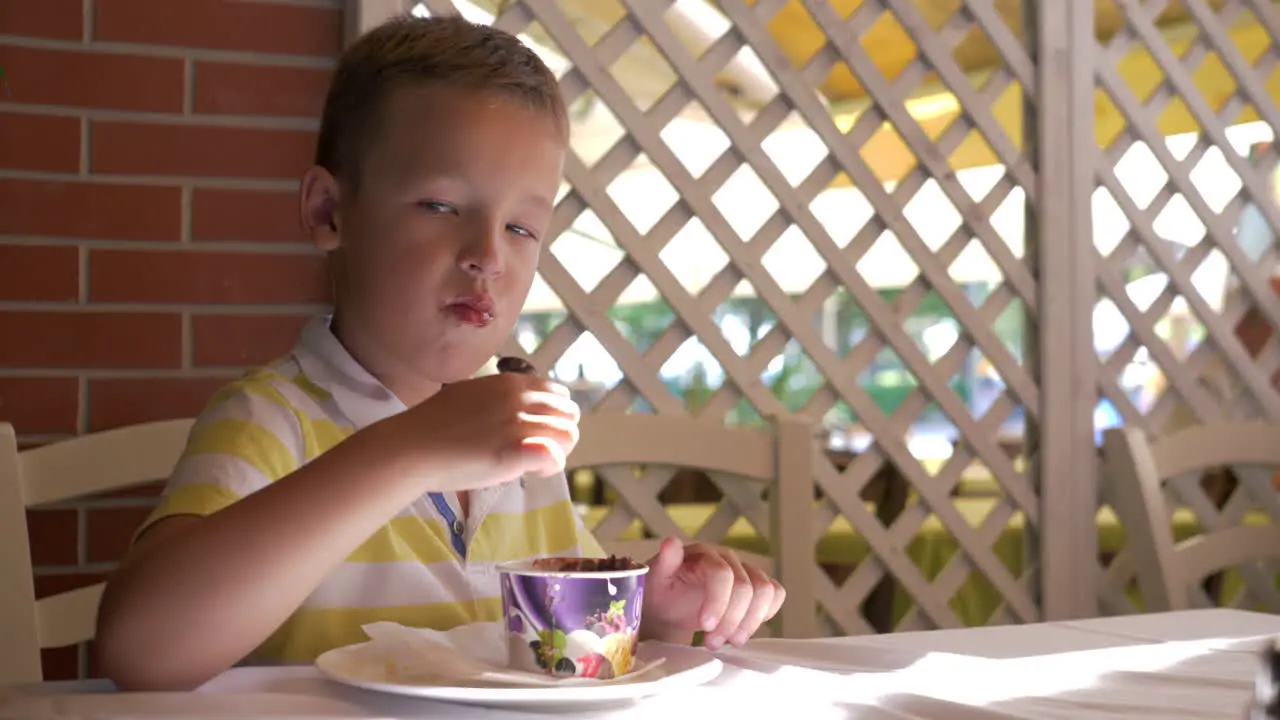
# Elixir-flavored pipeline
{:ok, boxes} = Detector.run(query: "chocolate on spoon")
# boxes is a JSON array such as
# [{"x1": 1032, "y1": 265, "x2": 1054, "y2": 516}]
[{"x1": 496, "y1": 356, "x2": 537, "y2": 376}]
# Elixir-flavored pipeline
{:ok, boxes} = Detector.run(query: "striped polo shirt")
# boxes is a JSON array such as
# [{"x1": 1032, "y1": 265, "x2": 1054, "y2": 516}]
[{"x1": 139, "y1": 315, "x2": 605, "y2": 663}]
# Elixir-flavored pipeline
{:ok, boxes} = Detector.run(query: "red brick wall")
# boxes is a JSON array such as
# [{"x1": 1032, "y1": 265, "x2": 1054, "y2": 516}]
[{"x1": 0, "y1": 0, "x2": 342, "y2": 680}]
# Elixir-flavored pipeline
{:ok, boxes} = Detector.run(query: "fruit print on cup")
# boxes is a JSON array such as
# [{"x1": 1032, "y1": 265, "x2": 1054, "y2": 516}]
[{"x1": 498, "y1": 556, "x2": 648, "y2": 679}]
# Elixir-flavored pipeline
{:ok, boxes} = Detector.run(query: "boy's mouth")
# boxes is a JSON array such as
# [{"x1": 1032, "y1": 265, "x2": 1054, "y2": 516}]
[{"x1": 445, "y1": 294, "x2": 496, "y2": 328}]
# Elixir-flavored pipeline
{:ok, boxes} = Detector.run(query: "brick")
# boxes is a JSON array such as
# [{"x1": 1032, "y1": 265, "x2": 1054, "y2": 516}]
[
  {"x1": 89, "y1": 249, "x2": 330, "y2": 304},
  {"x1": 0, "y1": 113, "x2": 80, "y2": 172},
  {"x1": 41, "y1": 645, "x2": 79, "y2": 681},
  {"x1": 191, "y1": 188, "x2": 304, "y2": 243},
  {"x1": 0, "y1": 0, "x2": 82, "y2": 40},
  {"x1": 86, "y1": 505, "x2": 154, "y2": 562},
  {"x1": 0, "y1": 311, "x2": 182, "y2": 369},
  {"x1": 0, "y1": 179, "x2": 181, "y2": 241},
  {"x1": 0, "y1": 377, "x2": 80, "y2": 434},
  {"x1": 194, "y1": 62, "x2": 330, "y2": 118},
  {"x1": 26, "y1": 508, "x2": 77, "y2": 566},
  {"x1": 95, "y1": 0, "x2": 342, "y2": 57},
  {"x1": 193, "y1": 314, "x2": 309, "y2": 367},
  {"x1": 33, "y1": 572, "x2": 109, "y2": 600},
  {"x1": 91, "y1": 122, "x2": 316, "y2": 180},
  {"x1": 88, "y1": 377, "x2": 227, "y2": 431},
  {"x1": 0, "y1": 245, "x2": 78, "y2": 302},
  {"x1": 0, "y1": 46, "x2": 183, "y2": 112}
]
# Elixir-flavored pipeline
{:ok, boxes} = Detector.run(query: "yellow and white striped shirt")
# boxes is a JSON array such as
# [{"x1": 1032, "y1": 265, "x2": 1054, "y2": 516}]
[{"x1": 139, "y1": 316, "x2": 605, "y2": 663}]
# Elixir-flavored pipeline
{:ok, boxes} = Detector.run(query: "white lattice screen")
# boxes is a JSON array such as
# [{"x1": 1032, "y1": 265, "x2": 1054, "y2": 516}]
[
  {"x1": 351, "y1": 0, "x2": 1280, "y2": 633},
  {"x1": 1087, "y1": 0, "x2": 1280, "y2": 616}
]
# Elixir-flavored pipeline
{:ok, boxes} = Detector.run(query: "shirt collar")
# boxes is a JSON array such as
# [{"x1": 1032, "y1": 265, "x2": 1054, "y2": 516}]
[{"x1": 292, "y1": 315, "x2": 407, "y2": 430}]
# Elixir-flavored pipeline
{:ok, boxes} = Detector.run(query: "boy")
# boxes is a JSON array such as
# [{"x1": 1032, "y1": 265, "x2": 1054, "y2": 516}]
[{"x1": 95, "y1": 15, "x2": 784, "y2": 691}]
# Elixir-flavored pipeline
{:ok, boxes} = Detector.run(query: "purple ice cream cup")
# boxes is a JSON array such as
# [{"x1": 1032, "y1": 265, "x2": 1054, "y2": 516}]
[{"x1": 497, "y1": 557, "x2": 649, "y2": 679}]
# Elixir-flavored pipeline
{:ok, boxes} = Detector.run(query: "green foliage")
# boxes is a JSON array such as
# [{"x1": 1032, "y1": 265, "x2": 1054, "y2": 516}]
[
  {"x1": 683, "y1": 363, "x2": 712, "y2": 415},
  {"x1": 527, "y1": 282, "x2": 1028, "y2": 428},
  {"x1": 608, "y1": 300, "x2": 674, "y2": 352}
]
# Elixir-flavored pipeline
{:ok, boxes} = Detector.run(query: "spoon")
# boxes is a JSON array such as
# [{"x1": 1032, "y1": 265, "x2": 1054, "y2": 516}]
[{"x1": 497, "y1": 356, "x2": 539, "y2": 488}]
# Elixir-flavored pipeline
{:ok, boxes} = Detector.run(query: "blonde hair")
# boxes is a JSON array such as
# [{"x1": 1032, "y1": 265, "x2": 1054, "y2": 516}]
[{"x1": 314, "y1": 15, "x2": 567, "y2": 191}]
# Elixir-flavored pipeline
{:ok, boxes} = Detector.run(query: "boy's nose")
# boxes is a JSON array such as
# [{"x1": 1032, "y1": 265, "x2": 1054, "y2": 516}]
[{"x1": 458, "y1": 226, "x2": 504, "y2": 278}]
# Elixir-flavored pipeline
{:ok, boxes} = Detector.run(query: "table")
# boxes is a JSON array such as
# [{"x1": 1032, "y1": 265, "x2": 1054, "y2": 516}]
[{"x1": 4, "y1": 609, "x2": 1277, "y2": 718}]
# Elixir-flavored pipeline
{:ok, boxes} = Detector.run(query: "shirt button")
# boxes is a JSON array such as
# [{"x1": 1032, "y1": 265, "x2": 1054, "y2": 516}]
[{"x1": 452, "y1": 519, "x2": 465, "y2": 537}]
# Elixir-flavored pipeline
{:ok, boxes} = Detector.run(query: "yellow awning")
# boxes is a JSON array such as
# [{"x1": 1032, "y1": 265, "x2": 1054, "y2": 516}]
[{"x1": 756, "y1": 0, "x2": 1276, "y2": 183}]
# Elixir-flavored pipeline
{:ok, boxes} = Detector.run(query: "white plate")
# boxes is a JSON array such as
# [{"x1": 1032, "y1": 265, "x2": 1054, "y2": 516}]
[{"x1": 315, "y1": 640, "x2": 723, "y2": 712}]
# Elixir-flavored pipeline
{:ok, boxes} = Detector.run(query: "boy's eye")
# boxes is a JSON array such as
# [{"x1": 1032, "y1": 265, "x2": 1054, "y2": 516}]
[
  {"x1": 417, "y1": 200, "x2": 455, "y2": 213},
  {"x1": 508, "y1": 224, "x2": 538, "y2": 240}
]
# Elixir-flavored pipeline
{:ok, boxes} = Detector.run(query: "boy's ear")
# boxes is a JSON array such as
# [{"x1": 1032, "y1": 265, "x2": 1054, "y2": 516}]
[{"x1": 300, "y1": 165, "x2": 343, "y2": 252}]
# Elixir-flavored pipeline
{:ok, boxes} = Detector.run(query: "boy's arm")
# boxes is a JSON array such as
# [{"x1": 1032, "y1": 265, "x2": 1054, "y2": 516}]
[
  {"x1": 95, "y1": 372, "x2": 578, "y2": 692},
  {"x1": 95, "y1": 392, "x2": 441, "y2": 691}
]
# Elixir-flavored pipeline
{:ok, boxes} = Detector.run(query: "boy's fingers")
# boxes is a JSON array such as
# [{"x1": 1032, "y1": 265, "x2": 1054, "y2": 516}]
[
  {"x1": 517, "y1": 412, "x2": 580, "y2": 448},
  {"x1": 521, "y1": 390, "x2": 580, "y2": 421},
  {"x1": 542, "y1": 381, "x2": 572, "y2": 398},
  {"x1": 709, "y1": 554, "x2": 754, "y2": 646},
  {"x1": 691, "y1": 551, "x2": 735, "y2": 636},
  {"x1": 765, "y1": 579, "x2": 786, "y2": 621},
  {"x1": 519, "y1": 434, "x2": 571, "y2": 475},
  {"x1": 728, "y1": 566, "x2": 776, "y2": 646},
  {"x1": 516, "y1": 375, "x2": 571, "y2": 398}
]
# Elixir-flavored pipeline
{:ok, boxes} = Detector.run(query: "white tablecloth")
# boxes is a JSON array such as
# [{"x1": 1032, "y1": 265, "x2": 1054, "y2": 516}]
[{"x1": 3, "y1": 609, "x2": 1276, "y2": 719}]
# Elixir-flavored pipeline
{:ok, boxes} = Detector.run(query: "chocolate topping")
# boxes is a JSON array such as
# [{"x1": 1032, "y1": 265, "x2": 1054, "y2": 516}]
[
  {"x1": 497, "y1": 356, "x2": 537, "y2": 376},
  {"x1": 530, "y1": 555, "x2": 643, "y2": 573}
]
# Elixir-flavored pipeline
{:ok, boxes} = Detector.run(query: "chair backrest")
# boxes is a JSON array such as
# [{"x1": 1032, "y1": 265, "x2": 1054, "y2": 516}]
[
  {"x1": 566, "y1": 412, "x2": 816, "y2": 639},
  {"x1": 1102, "y1": 423, "x2": 1280, "y2": 613},
  {"x1": 0, "y1": 419, "x2": 193, "y2": 684}
]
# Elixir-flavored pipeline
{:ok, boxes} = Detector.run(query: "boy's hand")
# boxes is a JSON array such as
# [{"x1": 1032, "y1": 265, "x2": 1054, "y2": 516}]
[
  {"x1": 639, "y1": 537, "x2": 785, "y2": 649},
  {"x1": 386, "y1": 372, "x2": 581, "y2": 491}
]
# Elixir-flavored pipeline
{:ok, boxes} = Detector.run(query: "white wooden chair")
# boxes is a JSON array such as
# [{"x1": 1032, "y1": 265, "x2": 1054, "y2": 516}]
[
  {"x1": 567, "y1": 412, "x2": 817, "y2": 639},
  {"x1": 1102, "y1": 422, "x2": 1280, "y2": 613},
  {"x1": 0, "y1": 419, "x2": 194, "y2": 684}
]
